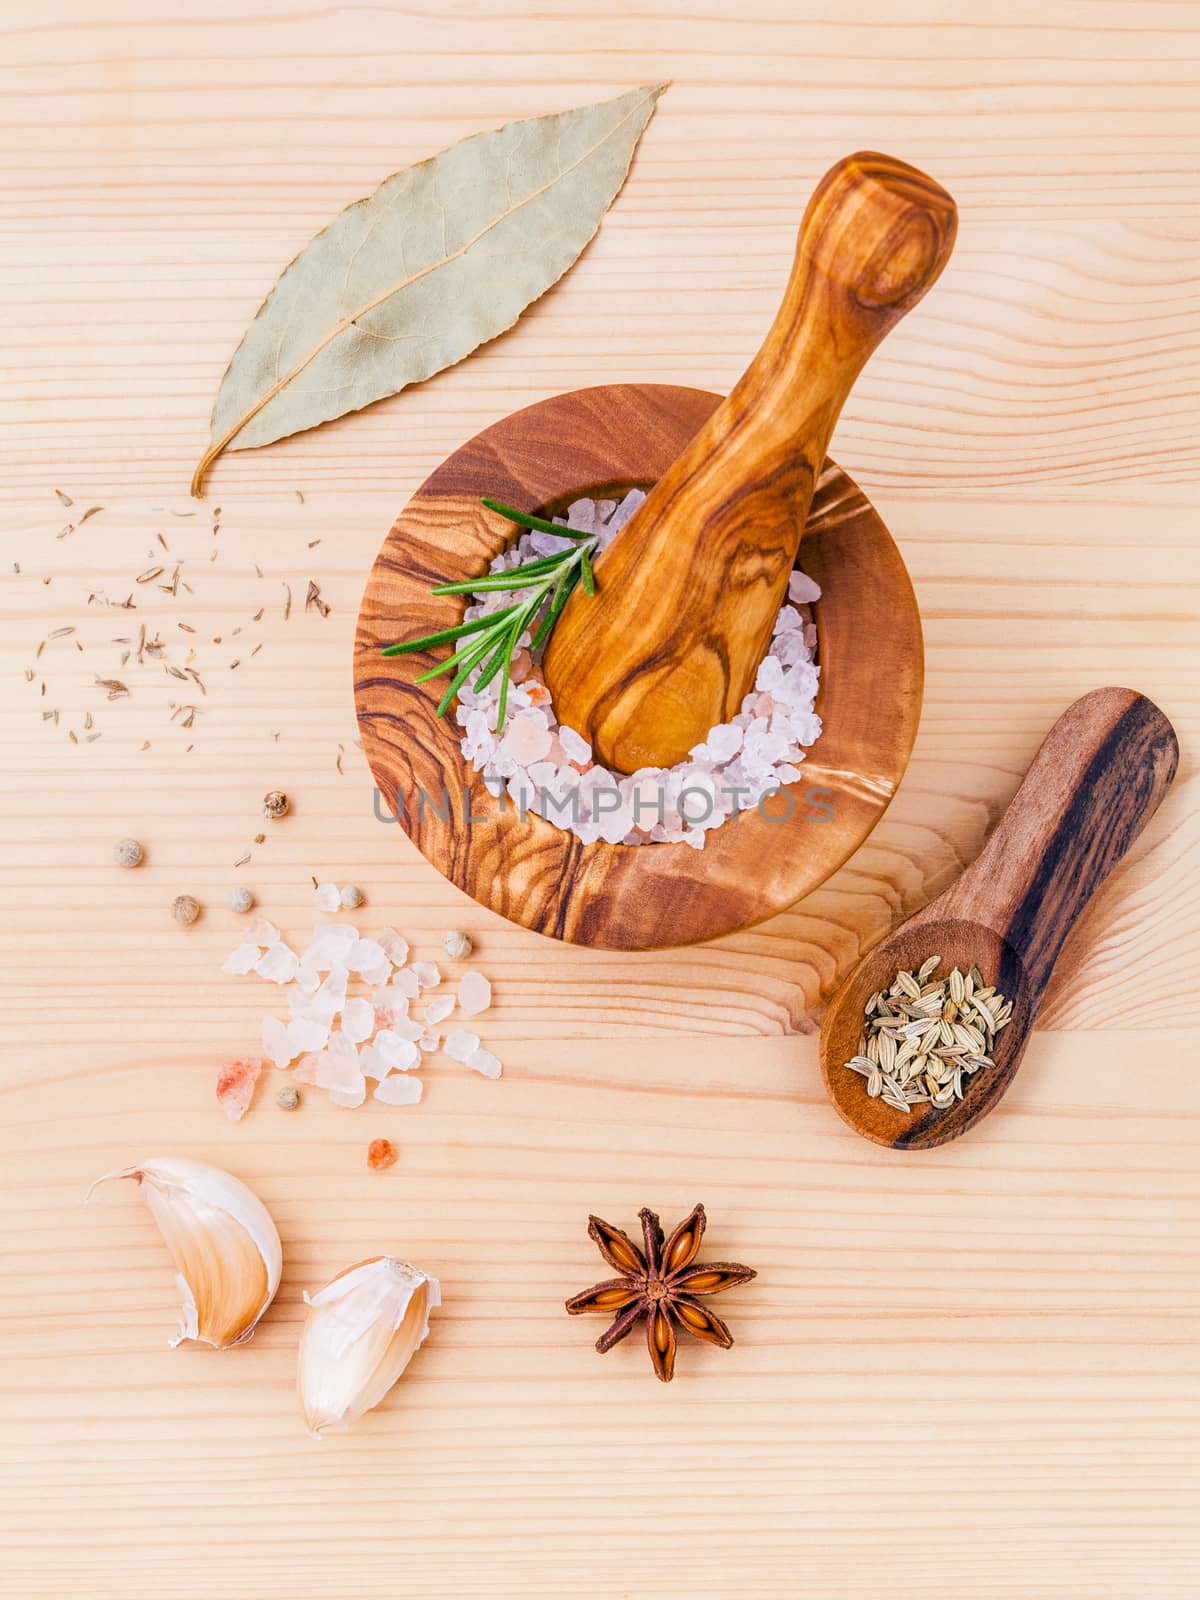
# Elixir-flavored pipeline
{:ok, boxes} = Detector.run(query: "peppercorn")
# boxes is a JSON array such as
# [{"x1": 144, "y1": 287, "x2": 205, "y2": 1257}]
[
  {"x1": 114, "y1": 837, "x2": 144, "y2": 868},
  {"x1": 262, "y1": 790, "x2": 289, "y2": 820},
  {"x1": 443, "y1": 930, "x2": 472, "y2": 960},
  {"x1": 276, "y1": 1085, "x2": 300, "y2": 1110},
  {"x1": 228, "y1": 886, "x2": 254, "y2": 914},
  {"x1": 172, "y1": 894, "x2": 201, "y2": 926},
  {"x1": 340, "y1": 884, "x2": 364, "y2": 909}
]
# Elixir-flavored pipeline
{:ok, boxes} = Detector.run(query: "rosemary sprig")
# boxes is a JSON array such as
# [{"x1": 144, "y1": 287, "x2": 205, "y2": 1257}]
[{"x1": 380, "y1": 498, "x2": 598, "y2": 725}]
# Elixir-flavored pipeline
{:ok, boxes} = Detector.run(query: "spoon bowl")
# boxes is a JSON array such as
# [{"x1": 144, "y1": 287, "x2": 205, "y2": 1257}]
[{"x1": 820, "y1": 688, "x2": 1178, "y2": 1149}]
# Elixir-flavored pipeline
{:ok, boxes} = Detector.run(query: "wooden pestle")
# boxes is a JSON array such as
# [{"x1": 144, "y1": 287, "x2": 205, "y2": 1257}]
[{"x1": 542, "y1": 151, "x2": 957, "y2": 775}]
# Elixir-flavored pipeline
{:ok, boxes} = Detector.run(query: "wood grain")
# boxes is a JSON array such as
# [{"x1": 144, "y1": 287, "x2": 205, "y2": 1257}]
[
  {"x1": 1, "y1": 1, "x2": 1198, "y2": 1596},
  {"x1": 544, "y1": 153, "x2": 954, "y2": 772},
  {"x1": 354, "y1": 383, "x2": 923, "y2": 948}
]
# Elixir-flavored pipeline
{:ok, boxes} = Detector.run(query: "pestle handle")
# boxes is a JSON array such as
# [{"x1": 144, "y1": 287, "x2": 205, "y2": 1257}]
[
  {"x1": 931, "y1": 688, "x2": 1179, "y2": 1001},
  {"x1": 543, "y1": 152, "x2": 956, "y2": 776},
  {"x1": 775, "y1": 150, "x2": 959, "y2": 379}
]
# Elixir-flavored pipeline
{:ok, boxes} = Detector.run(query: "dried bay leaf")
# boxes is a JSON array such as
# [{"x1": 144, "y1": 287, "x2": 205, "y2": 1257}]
[{"x1": 191, "y1": 83, "x2": 666, "y2": 495}]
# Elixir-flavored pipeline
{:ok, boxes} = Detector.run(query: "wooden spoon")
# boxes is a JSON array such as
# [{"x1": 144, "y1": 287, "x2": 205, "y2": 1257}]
[
  {"x1": 819, "y1": 688, "x2": 1179, "y2": 1150},
  {"x1": 543, "y1": 150, "x2": 957, "y2": 775}
]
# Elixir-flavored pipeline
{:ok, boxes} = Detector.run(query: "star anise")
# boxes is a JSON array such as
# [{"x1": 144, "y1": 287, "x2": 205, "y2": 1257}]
[{"x1": 565, "y1": 1203, "x2": 756, "y2": 1382}]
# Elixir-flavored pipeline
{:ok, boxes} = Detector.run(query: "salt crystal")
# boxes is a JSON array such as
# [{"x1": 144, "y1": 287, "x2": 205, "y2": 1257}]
[
  {"x1": 372, "y1": 986, "x2": 409, "y2": 1029},
  {"x1": 374, "y1": 1030, "x2": 421, "y2": 1071},
  {"x1": 341, "y1": 996, "x2": 374, "y2": 1043},
  {"x1": 304, "y1": 922, "x2": 358, "y2": 970},
  {"x1": 389, "y1": 967, "x2": 420, "y2": 1000},
  {"x1": 345, "y1": 937, "x2": 384, "y2": 975},
  {"x1": 500, "y1": 711, "x2": 552, "y2": 765},
  {"x1": 315, "y1": 1036, "x2": 361, "y2": 1093},
  {"x1": 359, "y1": 1044, "x2": 389, "y2": 1080},
  {"x1": 410, "y1": 960, "x2": 441, "y2": 991},
  {"x1": 376, "y1": 927, "x2": 409, "y2": 967},
  {"x1": 374, "y1": 1074, "x2": 423, "y2": 1106},
  {"x1": 466, "y1": 1047, "x2": 502, "y2": 1080},
  {"x1": 457, "y1": 972, "x2": 492, "y2": 1017},
  {"x1": 292, "y1": 1052, "x2": 321, "y2": 1084},
  {"x1": 287, "y1": 1015, "x2": 330, "y2": 1055},
  {"x1": 328, "y1": 1075, "x2": 367, "y2": 1109},
  {"x1": 425, "y1": 994, "x2": 454, "y2": 1025},
  {"x1": 314, "y1": 881, "x2": 340, "y2": 912},
  {"x1": 444, "y1": 1028, "x2": 480, "y2": 1063},
  {"x1": 419, "y1": 1032, "x2": 439, "y2": 1052},
  {"x1": 255, "y1": 941, "x2": 299, "y2": 984},
  {"x1": 294, "y1": 960, "x2": 321, "y2": 995},
  {"x1": 557, "y1": 724, "x2": 591, "y2": 765},
  {"x1": 788, "y1": 571, "x2": 821, "y2": 605},
  {"x1": 216, "y1": 1057, "x2": 261, "y2": 1122},
  {"x1": 261, "y1": 1016, "x2": 293, "y2": 1070},
  {"x1": 309, "y1": 967, "x2": 348, "y2": 1020},
  {"x1": 222, "y1": 943, "x2": 259, "y2": 976},
  {"x1": 244, "y1": 916, "x2": 279, "y2": 947}
]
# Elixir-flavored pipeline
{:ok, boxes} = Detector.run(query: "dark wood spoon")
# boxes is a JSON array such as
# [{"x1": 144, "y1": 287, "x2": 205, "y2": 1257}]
[{"x1": 819, "y1": 688, "x2": 1179, "y2": 1150}]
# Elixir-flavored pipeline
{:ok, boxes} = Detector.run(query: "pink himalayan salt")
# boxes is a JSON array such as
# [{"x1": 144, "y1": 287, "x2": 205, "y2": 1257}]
[
  {"x1": 509, "y1": 648, "x2": 533, "y2": 684},
  {"x1": 525, "y1": 682, "x2": 551, "y2": 708},
  {"x1": 457, "y1": 972, "x2": 492, "y2": 1017},
  {"x1": 367, "y1": 1137, "x2": 397, "y2": 1171},
  {"x1": 216, "y1": 1057, "x2": 262, "y2": 1122}
]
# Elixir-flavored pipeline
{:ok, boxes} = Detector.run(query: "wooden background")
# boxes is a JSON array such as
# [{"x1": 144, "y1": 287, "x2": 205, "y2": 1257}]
[{"x1": 1, "y1": 1, "x2": 1197, "y2": 1595}]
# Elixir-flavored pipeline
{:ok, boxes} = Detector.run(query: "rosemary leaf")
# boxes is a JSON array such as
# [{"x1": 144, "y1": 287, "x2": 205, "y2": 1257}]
[
  {"x1": 481, "y1": 497, "x2": 592, "y2": 539},
  {"x1": 381, "y1": 603, "x2": 518, "y2": 657}
]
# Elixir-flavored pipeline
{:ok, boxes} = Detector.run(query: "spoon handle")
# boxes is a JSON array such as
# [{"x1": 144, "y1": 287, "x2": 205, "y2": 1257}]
[{"x1": 933, "y1": 688, "x2": 1178, "y2": 1001}]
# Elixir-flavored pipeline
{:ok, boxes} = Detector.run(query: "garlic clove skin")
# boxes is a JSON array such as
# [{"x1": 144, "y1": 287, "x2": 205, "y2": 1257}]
[
  {"x1": 298, "y1": 1255, "x2": 440, "y2": 1437},
  {"x1": 88, "y1": 1157, "x2": 282, "y2": 1349}
]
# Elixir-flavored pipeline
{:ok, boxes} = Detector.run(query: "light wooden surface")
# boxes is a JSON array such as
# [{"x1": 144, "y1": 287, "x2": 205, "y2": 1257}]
[{"x1": 1, "y1": 2, "x2": 1197, "y2": 1596}]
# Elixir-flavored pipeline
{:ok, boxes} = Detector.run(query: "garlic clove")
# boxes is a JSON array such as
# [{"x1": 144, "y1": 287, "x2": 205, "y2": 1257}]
[
  {"x1": 88, "y1": 1157, "x2": 282, "y2": 1349},
  {"x1": 298, "y1": 1255, "x2": 440, "y2": 1437}
]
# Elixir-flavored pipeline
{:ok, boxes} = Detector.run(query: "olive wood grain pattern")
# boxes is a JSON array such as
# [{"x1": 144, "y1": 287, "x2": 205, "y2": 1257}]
[
  {"x1": 354, "y1": 383, "x2": 924, "y2": 949},
  {"x1": 543, "y1": 152, "x2": 956, "y2": 774},
  {"x1": 820, "y1": 688, "x2": 1179, "y2": 1149}
]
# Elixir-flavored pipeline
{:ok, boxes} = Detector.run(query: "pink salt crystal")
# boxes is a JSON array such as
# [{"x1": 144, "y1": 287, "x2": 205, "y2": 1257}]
[
  {"x1": 292, "y1": 1052, "x2": 322, "y2": 1085},
  {"x1": 286, "y1": 1015, "x2": 329, "y2": 1055},
  {"x1": 244, "y1": 916, "x2": 279, "y2": 947},
  {"x1": 376, "y1": 927, "x2": 410, "y2": 967},
  {"x1": 509, "y1": 648, "x2": 532, "y2": 684},
  {"x1": 419, "y1": 1032, "x2": 439, "y2": 1052},
  {"x1": 254, "y1": 941, "x2": 299, "y2": 984},
  {"x1": 788, "y1": 571, "x2": 821, "y2": 605},
  {"x1": 390, "y1": 967, "x2": 420, "y2": 1000},
  {"x1": 341, "y1": 996, "x2": 375, "y2": 1043},
  {"x1": 466, "y1": 1046, "x2": 502, "y2": 1080},
  {"x1": 367, "y1": 1138, "x2": 397, "y2": 1171},
  {"x1": 216, "y1": 1057, "x2": 262, "y2": 1122},
  {"x1": 501, "y1": 711, "x2": 552, "y2": 764},
  {"x1": 328, "y1": 1075, "x2": 367, "y2": 1109},
  {"x1": 375, "y1": 1031, "x2": 420, "y2": 1071},
  {"x1": 557, "y1": 725, "x2": 591, "y2": 765},
  {"x1": 222, "y1": 943, "x2": 259, "y2": 976},
  {"x1": 314, "y1": 882, "x2": 340, "y2": 912},
  {"x1": 347, "y1": 937, "x2": 386, "y2": 975},
  {"x1": 425, "y1": 994, "x2": 454, "y2": 1026},
  {"x1": 444, "y1": 1028, "x2": 480, "y2": 1063},
  {"x1": 410, "y1": 960, "x2": 441, "y2": 991},
  {"x1": 359, "y1": 1044, "x2": 391, "y2": 1080},
  {"x1": 372, "y1": 986, "x2": 409, "y2": 1029},
  {"x1": 375, "y1": 1075, "x2": 423, "y2": 1106},
  {"x1": 457, "y1": 972, "x2": 492, "y2": 1017},
  {"x1": 261, "y1": 1016, "x2": 293, "y2": 1070},
  {"x1": 524, "y1": 682, "x2": 552, "y2": 710}
]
